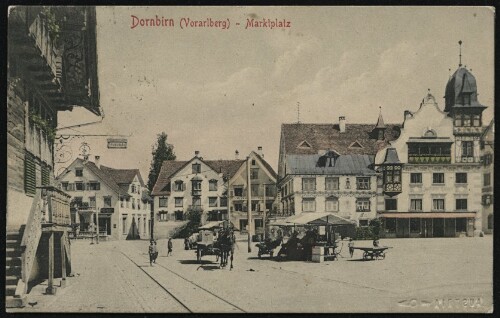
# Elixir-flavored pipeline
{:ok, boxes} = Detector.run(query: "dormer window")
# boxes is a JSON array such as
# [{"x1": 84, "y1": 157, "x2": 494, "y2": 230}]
[
  {"x1": 317, "y1": 150, "x2": 340, "y2": 167},
  {"x1": 174, "y1": 180, "x2": 184, "y2": 191},
  {"x1": 349, "y1": 141, "x2": 364, "y2": 149},
  {"x1": 298, "y1": 141, "x2": 312, "y2": 149}
]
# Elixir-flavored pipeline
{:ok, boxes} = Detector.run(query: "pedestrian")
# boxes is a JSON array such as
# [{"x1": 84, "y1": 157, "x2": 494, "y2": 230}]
[
  {"x1": 153, "y1": 240, "x2": 158, "y2": 263},
  {"x1": 167, "y1": 237, "x2": 173, "y2": 256},
  {"x1": 348, "y1": 238, "x2": 354, "y2": 258},
  {"x1": 148, "y1": 240, "x2": 156, "y2": 266}
]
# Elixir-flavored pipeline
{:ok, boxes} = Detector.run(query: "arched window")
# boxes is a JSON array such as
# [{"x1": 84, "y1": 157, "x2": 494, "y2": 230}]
[{"x1": 424, "y1": 129, "x2": 437, "y2": 138}]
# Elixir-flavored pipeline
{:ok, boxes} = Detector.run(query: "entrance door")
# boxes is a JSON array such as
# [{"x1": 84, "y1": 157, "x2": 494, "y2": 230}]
[
  {"x1": 444, "y1": 218, "x2": 456, "y2": 237},
  {"x1": 396, "y1": 219, "x2": 409, "y2": 238},
  {"x1": 99, "y1": 217, "x2": 111, "y2": 235},
  {"x1": 422, "y1": 219, "x2": 433, "y2": 238},
  {"x1": 433, "y1": 218, "x2": 444, "y2": 237}
]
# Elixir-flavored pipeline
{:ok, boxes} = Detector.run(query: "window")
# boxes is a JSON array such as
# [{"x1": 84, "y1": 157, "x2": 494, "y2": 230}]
[
  {"x1": 75, "y1": 168, "x2": 83, "y2": 177},
  {"x1": 192, "y1": 180, "x2": 202, "y2": 191},
  {"x1": 462, "y1": 114, "x2": 471, "y2": 126},
  {"x1": 266, "y1": 202, "x2": 272, "y2": 211},
  {"x1": 120, "y1": 198, "x2": 124, "y2": 208},
  {"x1": 345, "y1": 178, "x2": 351, "y2": 189},
  {"x1": 385, "y1": 219, "x2": 396, "y2": 233},
  {"x1": 251, "y1": 201, "x2": 259, "y2": 211},
  {"x1": 432, "y1": 173, "x2": 445, "y2": 184},
  {"x1": 250, "y1": 168, "x2": 259, "y2": 180},
  {"x1": 456, "y1": 199, "x2": 468, "y2": 210},
  {"x1": 122, "y1": 216, "x2": 128, "y2": 234},
  {"x1": 234, "y1": 203, "x2": 243, "y2": 212},
  {"x1": 407, "y1": 143, "x2": 451, "y2": 164},
  {"x1": 192, "y1": 163, "x2": 201, "y2": 174},
  {"x1": 159, "y1": 212, "x2": 168, "y2": 221},
  {"x1": 41, "y1": 164, "x2": 50, "y2": 186},
  {"x1": 174, "y1": 181, "x2": 184, "y2": 191},
  {"x1": 461, "y1": 141, "x2": 474, "y2": 158},
  {"x1": 75, "y1": 182, "x2": 84, "y2": 191},
  {"x1": 483, "y1": 195, "x2": 492, "y2": 206},
  {"x1": 159, "y1": 197, "x2": 168, "y2": 207},
  {"x1": 192, "y1": 197, "x2": 201, "y2": 207},
  {"x1": 61, "y1": 182, "x2": 69, "y2": 191},
  {"x1": 356, "y1": 198, "x2": 371, "y2": 212},
  {"x1": 209, "y1": 180, "x2": 218, "y2": 191},
  {"x1": 384, "y1": 165, "x2": 401, "y2": 184},
  {"x1": 302, "y1": 178, "x2": 316, "y2": 191},
  {"x1": 73, "y1": 197, "x2": 83, "y2": 207},
  {"x1": 325, "y1": 197, "x2": 339, "y2": 212},
  {"x1": 251, "y1": 184, "x2": 260, "y2": 196},
  {"x1": 410, "y1": 173, "x2": 422, "y2": 184},
  {"x1": 126, "y1": 198, "x2": 130, "y2": 208},
  {"x1": 473, "y1": 114, "x2": 481, "y2": 127},
  {"x1": 410, "y1": 199, "x2": 422, "y2": 211},
  {"x1": 89, "y1": 196, "x2": 96, "y2": 208},
  {"x1": 131, "y1": 185, "x2": 136, "y2": 193},
  {"x1": 302, "y1": 198, "x2": 316, "y2": 212},
  {"x1": 104, "y1": 196, "x2": 112, "y2": 208},
  {"x1": 175, "y1": 210, "x2": 184, "y2": 221},
  {"x1": 209, "y1": 197, "x2": 218, "y2": 207},
  {"x1": 385, "y1": 199, "x2": 397, "y2": 211},
  {"x1": 88, "y1": 181, "x2": 100, "y2": 191},
  {"x1": 265, "y1": 185, "x2": 275, "y2": 197},
  {"x1": 356, "y1": 177, "x2": 370, "y2": 190},
  {"x1": 432, "y1": 199, "x2": 445, "y2": 211},
  {"x1": 325, "y1": 177, "x2": 339, "y2": 190},
  {"x1": 456, "y1": 173, "x2": 467, "y2": 184},
  {"x1": 234, "y1": 187, "x2": 243, "y2": 197},
  {"x1": 174, "y1": 197, "x2": 183, "y2": 207},
  {"x1": 484, "y1": 173, "x2": 491, "y2": 186},
  {"x1": 359, "y1": 220, "x2": 369, "y2": 227},
  {"x1": 220, "y1": 197, "x2": 227, "y2": 207},
  {"x1": 410, "y1": 219, "x2": 421, "y2": 233}
]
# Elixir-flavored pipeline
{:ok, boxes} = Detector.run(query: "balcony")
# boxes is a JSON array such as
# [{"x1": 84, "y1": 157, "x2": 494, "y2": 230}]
[
  {"x1": 408, "y1": 155, "x2": 451, "y2": 164},
  {"x1": 41, "y1": 186, "x2": 71, "y2": 226}
]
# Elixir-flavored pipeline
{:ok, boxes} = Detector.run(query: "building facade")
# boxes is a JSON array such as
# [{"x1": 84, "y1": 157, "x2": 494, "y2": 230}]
[
  {"x1": 375, "y1": 66, "x2": 488, "y2": 238},
  {"x1": 6, "y1": 7, "x2": 101, "y2": 306},
  {"x1": 57, "y1": 157, "x2": 151, "y2": 240},
  {"x1": 277, "y1": 115, "x2": 401, "y2": 226},
  {"x1": 480, "y1": 119, "x2": 494, "y2": 234},
  {"x1": 227, "y1": 149, "x2": 277, "y2": 235}
]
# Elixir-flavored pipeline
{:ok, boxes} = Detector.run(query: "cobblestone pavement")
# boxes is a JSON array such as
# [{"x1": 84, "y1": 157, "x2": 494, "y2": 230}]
[{"x1": 11, "y1": 236, "x2": 492, "y2": 313}]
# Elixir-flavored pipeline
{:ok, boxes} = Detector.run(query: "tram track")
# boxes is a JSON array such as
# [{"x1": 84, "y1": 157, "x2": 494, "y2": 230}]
[{"x1": 120, "y1": 249, "x2": 246, "y2": 313}]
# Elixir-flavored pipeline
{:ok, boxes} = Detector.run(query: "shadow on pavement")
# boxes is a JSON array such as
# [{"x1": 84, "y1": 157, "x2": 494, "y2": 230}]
[
  {"x1": 196, "y1": 265, "x2": 220, "y2": 271},
  {"x1": 178, "y1": 259, "x2": 214, "y2": 265}
]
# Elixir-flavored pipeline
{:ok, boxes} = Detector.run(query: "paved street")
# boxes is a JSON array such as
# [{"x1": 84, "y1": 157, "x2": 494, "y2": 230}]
[{"x1": 11, "y1": 236, "x2": 492, "y2": 313}]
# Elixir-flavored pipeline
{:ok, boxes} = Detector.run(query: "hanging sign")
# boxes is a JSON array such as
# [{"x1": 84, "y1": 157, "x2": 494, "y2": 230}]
[{"x1": 107, "y1": 138, "x2": 127, "y2": 149}]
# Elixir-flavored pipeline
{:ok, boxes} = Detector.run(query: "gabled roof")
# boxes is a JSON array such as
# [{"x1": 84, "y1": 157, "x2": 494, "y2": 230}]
[
  {"x1": 82, "y1": 161, "x2": 129, "y2": 196},
  {"x1": 281, "y1": 123, "x2": 401, "y2": 157},
  {"x1": 151, "y1": 158, "x2": 246, "y2": 196},
  {"x1": 286, "y1": 154, "x2": 376, "y2": 175},
  {"x1": 100, "y1": 166, "x2": 144, "y2": 186},
  {"x1": 253, "y1": 152, "x2": 278, "y2": 180}
]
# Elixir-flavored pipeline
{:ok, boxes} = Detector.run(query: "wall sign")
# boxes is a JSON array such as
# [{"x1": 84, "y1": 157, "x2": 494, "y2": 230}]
[{"x1": 107, "y1": 138, "x2": 128, "y2": 149}]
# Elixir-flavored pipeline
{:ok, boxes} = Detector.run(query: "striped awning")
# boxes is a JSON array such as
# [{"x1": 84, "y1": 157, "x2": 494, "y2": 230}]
[{"x1": 379, "y1": 212, "x2": 476, "y2": 219}]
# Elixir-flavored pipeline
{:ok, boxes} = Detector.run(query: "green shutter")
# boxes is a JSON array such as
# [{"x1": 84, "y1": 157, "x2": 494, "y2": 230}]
[
  {"x1": 24, "y1": 152, "x2": 36, "y2": 195},
  {"x1": 41, "y1": 163, "x2": 50, "y2": 186}
]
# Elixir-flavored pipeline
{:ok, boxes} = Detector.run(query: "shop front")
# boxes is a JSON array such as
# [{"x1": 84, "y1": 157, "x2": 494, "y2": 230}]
[{"x1": 380, "y1": 212, "x2": 476, "y2": 238}]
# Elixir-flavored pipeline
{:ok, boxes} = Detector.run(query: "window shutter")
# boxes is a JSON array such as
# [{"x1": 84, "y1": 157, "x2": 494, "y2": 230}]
[
  {"x1": 24, "y1": 152, "x2": 36, "y2": 195},
  {"x1": 41, "y1": 163, "x2": 50, "y2": 186},
  {"x1": 183, "y1": 183, "x2": 186, "y2": 191}
]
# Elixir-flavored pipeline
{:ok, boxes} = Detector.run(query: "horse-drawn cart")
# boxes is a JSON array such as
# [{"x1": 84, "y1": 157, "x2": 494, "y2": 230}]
[{"x1": 194, "y1": 221, "x2": 236, "y2": 269}]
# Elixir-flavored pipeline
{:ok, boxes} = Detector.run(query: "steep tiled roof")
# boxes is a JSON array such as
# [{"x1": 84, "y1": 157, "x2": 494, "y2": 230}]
[
  {"x1": 83, "y1": 161, "x2": 129, "y2": 196},
  {"x1": 281, "y1": 123, "x2": 401, "y2": 156},
  {"x1": 100, "y1": 166, "x2": 144, "y2": 186},
  {"x1": 286, "y1": 154, "x2": 376, "y2": 175},
  {"x1": 151, "y1": 159, "x2": 246, "y2": 196},
  {"x1": 151, "y1": 161, "x2": 188, "y2": 196}
]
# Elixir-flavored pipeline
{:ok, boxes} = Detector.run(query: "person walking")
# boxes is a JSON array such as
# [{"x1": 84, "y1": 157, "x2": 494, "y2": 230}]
[
  {"x1": 348, "y1": 238, "x2": 354, "y2": 258},
  {"x1": 153, "y1": 240, "x2": 159, "y2": 263},
  {"x1": 167, "y1": 238, "x2": 173, "y2": 256},
  {"x1": 148, "y1": 240, "x2": 156, "y2": 266}
]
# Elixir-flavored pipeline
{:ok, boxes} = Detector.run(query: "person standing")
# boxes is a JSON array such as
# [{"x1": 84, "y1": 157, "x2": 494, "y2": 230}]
[
  {"x1": 167, "y1": 238, "x2": 173, "y2": 256},
  {"x1": 348, "y1": 238, "x2": 354, "y2": 258},
  {"x1": 148, "y1": 241, "x2": 156, "y2": 266},
  {"x1": 153, "y1": 240, "x2": 159, "y2": 263}
]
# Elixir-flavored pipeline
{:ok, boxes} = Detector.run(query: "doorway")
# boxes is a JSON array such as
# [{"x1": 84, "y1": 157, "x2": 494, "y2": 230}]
[{"x1": 433, "y1": 218, "x2": 444, "y2": 237}]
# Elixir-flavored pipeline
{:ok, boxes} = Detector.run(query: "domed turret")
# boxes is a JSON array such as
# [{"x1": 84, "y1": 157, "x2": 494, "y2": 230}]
[{"x1": 444, "y1": 67, "x2": 484, "y2": 112}]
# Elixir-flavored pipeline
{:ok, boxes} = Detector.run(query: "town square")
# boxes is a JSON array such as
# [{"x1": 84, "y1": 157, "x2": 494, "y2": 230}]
[{"x1": 5, "y1": 6, "x2": 494, "y2": 313}]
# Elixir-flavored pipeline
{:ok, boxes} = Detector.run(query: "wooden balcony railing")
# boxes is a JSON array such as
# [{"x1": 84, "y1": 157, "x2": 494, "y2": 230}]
[{"x1": 41, "y1": 186, "x2": 71, "y2": 226}]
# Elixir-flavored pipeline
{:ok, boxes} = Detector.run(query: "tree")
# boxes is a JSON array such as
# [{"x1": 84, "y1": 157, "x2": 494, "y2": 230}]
[{"x1": 147, "y1": 132, "x2": 176, "y2": 191}]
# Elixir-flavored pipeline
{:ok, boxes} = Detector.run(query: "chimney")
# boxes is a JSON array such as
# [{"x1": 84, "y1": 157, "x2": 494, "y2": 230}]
[
  {"x1": 339, "y1": 116, "x2": 346, "y2": 133},
  {"x1": 194, "y1": 150, "x2": 200, "y2": 157},
  {"x1": 95, "y1": 155, "x2": 100, "y2": 169},
  {"x1": 257, "y1": 146, "x2": 264, "y2": 158},
  {"x1": 235, "y1": 150, "x2": 239, "y2": 160}
]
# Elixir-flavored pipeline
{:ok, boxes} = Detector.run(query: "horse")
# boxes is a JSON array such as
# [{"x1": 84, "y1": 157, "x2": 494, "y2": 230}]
[{"x1": 216, "y1": 228, "x2": 235, "y2": 270}]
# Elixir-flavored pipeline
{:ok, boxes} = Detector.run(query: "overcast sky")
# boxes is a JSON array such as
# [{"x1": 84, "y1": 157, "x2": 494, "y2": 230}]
[{"x1": 57, "y1": 6, "x2": 494, "y2": 180}]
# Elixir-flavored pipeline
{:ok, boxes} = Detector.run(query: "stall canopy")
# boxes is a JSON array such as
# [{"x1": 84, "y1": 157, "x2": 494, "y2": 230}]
[{"x1": 272, "y1": 212, "x2": 356, "y2": 226}]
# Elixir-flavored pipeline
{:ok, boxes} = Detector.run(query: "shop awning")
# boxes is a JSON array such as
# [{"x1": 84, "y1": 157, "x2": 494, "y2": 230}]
[
  {"x1": 379, "y1": 212, "x2": 476, "y2": 219},
  {"x1": 271, "y1": 212, "x2": 356, "y2": 226}
]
